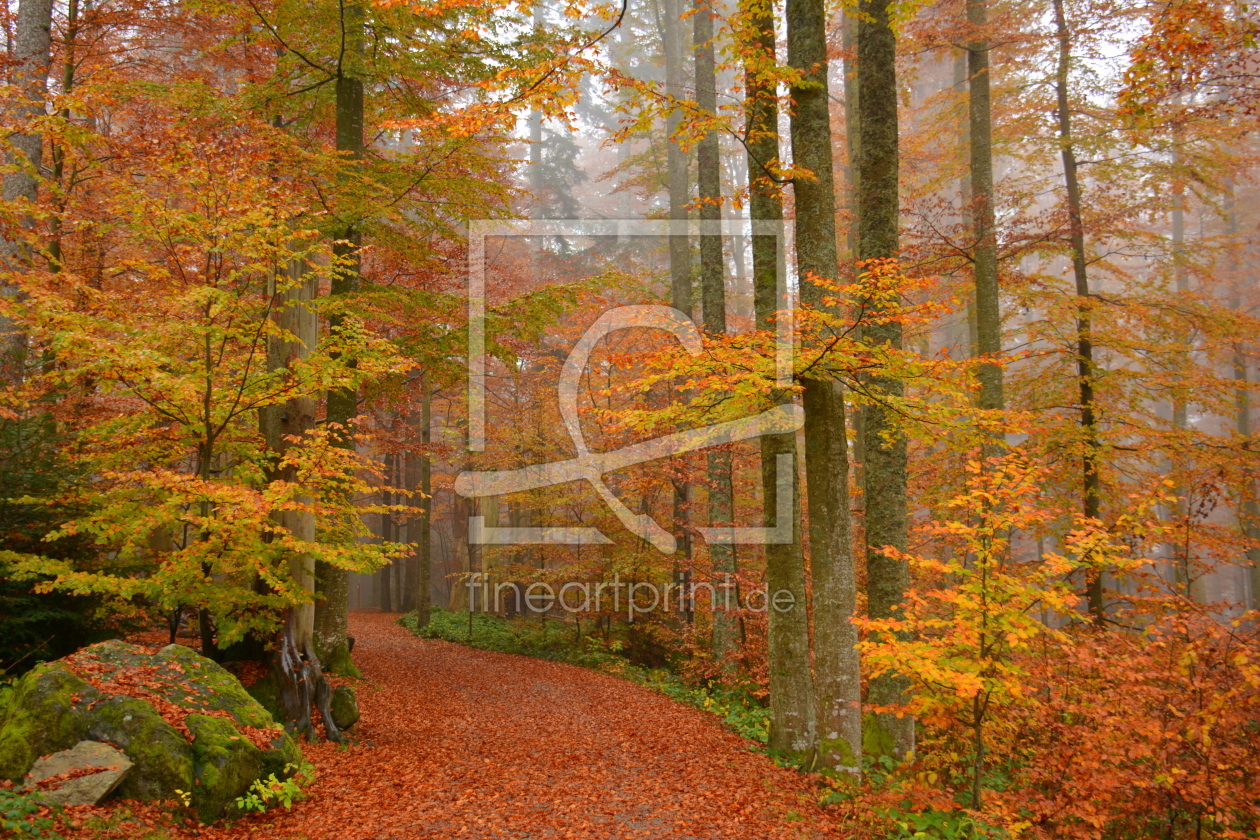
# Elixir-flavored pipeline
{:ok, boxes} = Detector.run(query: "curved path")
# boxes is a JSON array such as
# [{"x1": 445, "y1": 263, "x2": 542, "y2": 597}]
[{"x1": 203, "y1": 612, "x2": 847, "y2": 840}]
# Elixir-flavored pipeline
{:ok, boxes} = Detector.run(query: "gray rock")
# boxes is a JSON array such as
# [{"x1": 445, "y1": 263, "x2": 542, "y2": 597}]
[{"x1": 27, "y1": 741, "x2": 132, "y2": 806}]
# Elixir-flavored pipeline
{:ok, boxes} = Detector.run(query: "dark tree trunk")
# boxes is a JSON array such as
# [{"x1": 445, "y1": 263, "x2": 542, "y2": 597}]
[
  {"x1": 659, "y1": 0, "x2": 695, "y2": 609},
  {"x1": 967, "y1": 0, "x2": 1003, "y2": 417},
  {"x1": 785, "y1": 0, "x2": 861, "y2": 772},
  {"x1": 1051, "y1": 0, "x2": 1105, "y2": 621},
  {"x1": 857, "y1": 0, "x2": 914, "y2": 760},
  {"x1": 694, "y1": 0, "x2": 737, "y2": 666},
  {"x1": 413, "y1": 385, "x2": 433, "y2": 625},
  {"x1": 743, "y1": 0, "x2": 818, "y2": 757},
  {"x1": 315, "y1": 0, "x2": 365, "y2": 670}
]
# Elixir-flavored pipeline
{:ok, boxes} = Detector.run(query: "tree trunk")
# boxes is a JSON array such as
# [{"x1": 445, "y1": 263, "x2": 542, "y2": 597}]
[
  {"x1": 1227, "y1": 206, "x2": 1259, "y2": 610},
  {"x1": 967, "y1": 0, "x2": 1003, "y2": 417},
  {"x1": 694, "y1": 0, "x2": 737, "y2": 666},
  {"x1": 400, "y1": 450, "x2": 418, "y2": 614},
  {"x1": 741, "y1": 0, "x2": 817, "y2": 758},
  {"x1": 449, "y1": 492, "x2": 472, "y2": 611},
  {"x1": 0, "y1": 0, "x2": 53, "y2": 378},
  {"x1": 47, "y1": 0, "x2": 78, "y2": 272},
  {"x1": 785, "y1": 0, "x2": 860, "y2": 771},
  {"x1": 660, "y1": 0, "x2": 694, "y2": 606},
  {"x1": 260, "y1": 256, "x2": 341, "y2": 741},
  {"x1": 378, "y1": 454, "x2": 396, "y2": 613},
  {"x1": 1235, "y1": 340, "x2": 1259, "y2": 610},
  {"x1": 1051, "y1": 0, "x2": 1105, "y2": 622},
  {"x1": 1167, "y1": 154, "x2": 1207, "y2": 605},
  {"x1": 315, "y1": 0, "x2": 365, "y2": 671},
  {"x1": 413, "y1": 385, "x2": 433, "y2": 625},
  {"x1": 857, "y1": 0, "x2": 914, "y2": 760},
  {"x1": 662, "y1": 0, "x2": 691, "y2": 320}
]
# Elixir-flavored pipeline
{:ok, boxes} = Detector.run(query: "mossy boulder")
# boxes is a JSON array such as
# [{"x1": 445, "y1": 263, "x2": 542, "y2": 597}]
[
  {"x1": 330, "y1": 685, "x2": 360, "y2": 731},
  {"x1": 0, "y1": 641, "x2": 301, "y2": 822},
  {"x1": 245, "y1": 675, "x2": 283, "y2": 724}
]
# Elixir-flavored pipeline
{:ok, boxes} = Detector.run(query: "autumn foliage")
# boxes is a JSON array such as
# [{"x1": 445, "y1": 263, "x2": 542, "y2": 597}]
[{"x1": 0, "y1": 0, "x2": 1258, "y2": 837}]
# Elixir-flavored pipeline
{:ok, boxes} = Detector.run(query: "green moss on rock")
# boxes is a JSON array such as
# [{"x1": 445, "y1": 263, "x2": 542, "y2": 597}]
[
  {"x1": 318, "y1": 643, "x2": 361, "y2": 678},
  {"x1": 245, "y1": 675, "x2": 283, "y2": 723},
  {"x1": 0, "y1": 664, "x2": 97, "y2": 782},
  {"x1": 330, "y1": 686, "x2": 360, "y2": 731},
  {"x1": 85, "y1": 695, "x2": 193, "y2": 801},
  {"x1": 187, "y1": 714, "x2": 262, "y2": 822},
  {"x1": 0, "y1": 640, "x2": 303, "y2": 822}
]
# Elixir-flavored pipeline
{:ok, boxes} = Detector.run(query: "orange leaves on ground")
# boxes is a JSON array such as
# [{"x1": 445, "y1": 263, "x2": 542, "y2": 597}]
[{"x1": 73, "y1": 612, "x2": 848, "y2": 840}]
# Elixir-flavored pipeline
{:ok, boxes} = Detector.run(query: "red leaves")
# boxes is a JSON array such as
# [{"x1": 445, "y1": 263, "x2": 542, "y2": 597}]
[
  {"x1": 32, "y1": 765, "x2": 121, "y2": 790},
  {"x1": 107, "y1": 612, "x2": 841, "y2": 840},
  {"x1": 62, "y1": 648, "x2": 281, "y2": 750}
]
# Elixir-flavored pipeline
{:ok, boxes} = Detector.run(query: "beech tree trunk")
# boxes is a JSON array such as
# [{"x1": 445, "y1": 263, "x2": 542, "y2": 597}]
[
  {"x1": 0, "y1": 0, "x2": 53, "y2": 378},
  {"x1": 1239, "y1": 349, "x2": 1260, "y2": 611},
  {"x1": 785, "y1": 0, "x2": 861, "y2": 771},
  {"x1": 1167, "y1": 157, "x2": 1207, "y2": 604},
  {"x1": 449, "y1": 492, "x2": 472, "y2": 611},
  {"x1": 1226, "y1": 206, "x2": 1259, "y2": 610},
  {"x1": 261, "y1": 257, "x2": 342, "y2": 742},
  {"x1": 413, "y1": 385, "x2": 433, "y2": 626},
  {"x1": 1052, "y1": 0, "x2": 1105, "y2": 622},
  {"x1": 47, "y1": 0, "x2": 78, "y2": 272},
  {"x1": 694, "y1": 0, "x2": 737, "y2": 666},
  {"x1": 378, "y1": 453, "x2": 396, "y2": 614},
  {"x1": 743, "y1": 0, "x2": 818, "y2": 758},
  {"x1": 314, "y1": 0, "x2": 365, "y2": 672},
  {"x1": 857, "y1": 0, "x2": 914, "y2": 760},
  {"x1": 660, "y1": 0, "x2": 694, "y2": 599},
  {"x1": 967, "y1": 0, "x2": 1003, "y2": 417}
]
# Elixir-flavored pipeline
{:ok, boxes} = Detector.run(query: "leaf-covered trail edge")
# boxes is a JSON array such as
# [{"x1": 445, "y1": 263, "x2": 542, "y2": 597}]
[{"x1": 186, "y1": 612, "x2": 847, "y2": 839}]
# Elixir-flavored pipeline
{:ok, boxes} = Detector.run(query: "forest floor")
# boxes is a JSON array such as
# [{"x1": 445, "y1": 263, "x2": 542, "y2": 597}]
[{"x1": 64, "y1": 611, "x2": 853, "y2": 839}]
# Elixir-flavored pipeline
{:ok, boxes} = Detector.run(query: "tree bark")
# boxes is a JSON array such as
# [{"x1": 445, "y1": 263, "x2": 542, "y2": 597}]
[
  {"x1": 662, "y1": 0, "x2": 692, "y2": 320},
  {"x1": 1167, "y1": 155, "x2": 1207, "y2": 605},
  {"x1": 1226, "y1": 205, "x2": 1259, "y2": 610},
  {"x1": 378, "y1": 454, "x2": 396, "y2": 613},
  {"x1": 967, "y1": 0, "x2": 1003, "y2": 417},
  {"x1": 660, "y1": 0, "x2": 695, "y2": 606},
  {"x1": 260, "y1": 257, "x2": 341, "y2": 741},
  {"x1": 743, "y1": 0, "x2": 817, "y2": 757},
  {"x1": 857, "y1": 0, "x2": 913, "y2": 760},
  {"x1": 47, "y1": 0, "x2": 78, "y2": 272},
  {"x1": 416, "y1": 386, "x2": 433, "y2": 624},
  {"x1": 1052, "y1": 0, "x2": 1105, "y2": 622},
  {"x1": 694, "y1": 0, "x2": 738, "y2": 666},
  {"x1": 0, "y1": 0, "x2": 53, "y2": 378},
  {"x1": 314, "y1": 0, "x2": 365, "y2": 670},
  {"x1": 785, "y1": 0, "x2": 861, "y2": 771}
]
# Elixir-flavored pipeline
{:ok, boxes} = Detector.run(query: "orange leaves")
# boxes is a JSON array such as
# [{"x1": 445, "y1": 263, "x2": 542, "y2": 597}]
[
  {"x1": 989, "y1": 617, "x2": 1260, "y2": 840},
  {"x1": 165, "y1": 613, "x2": 848, "y2": 840}
]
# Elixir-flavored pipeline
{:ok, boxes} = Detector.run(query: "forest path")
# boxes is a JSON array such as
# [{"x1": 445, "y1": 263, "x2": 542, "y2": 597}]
[{"x1": 202, "y1": 611, "x2": 848, "y2": 840}]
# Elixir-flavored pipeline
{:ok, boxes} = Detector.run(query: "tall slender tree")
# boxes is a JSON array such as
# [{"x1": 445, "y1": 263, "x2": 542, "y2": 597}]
[
  {"x1": 967, "y1": 0, "x2": 1003, "y2": 417},
  {"x1": 0, "y1": 0, "x2": 54, "y2": 377},
  {"x1": 858, "y1": 0, "x2": 913, "y2": 759},
  {"x1": 659, "y1": 0, "x2": 695, "y2": 603},
  {"x1": 260, "y1": 256, "x2": 343, "y2": 742},
  {"x1": 785, "y1": 0, "x2": 861, "y2": 771},
  {"x1": 1051, "y1": 0, "x2": 1105, "y2": 622},
  {"x1": 314, "y1": 0, "x2": 366, "y2": 674},
  {"x1": 742, "y1": 0, "x2": 818, "y2": 757},
  {"x1": 694, "y1": 0, "x2": 737, "y2": 664}
]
